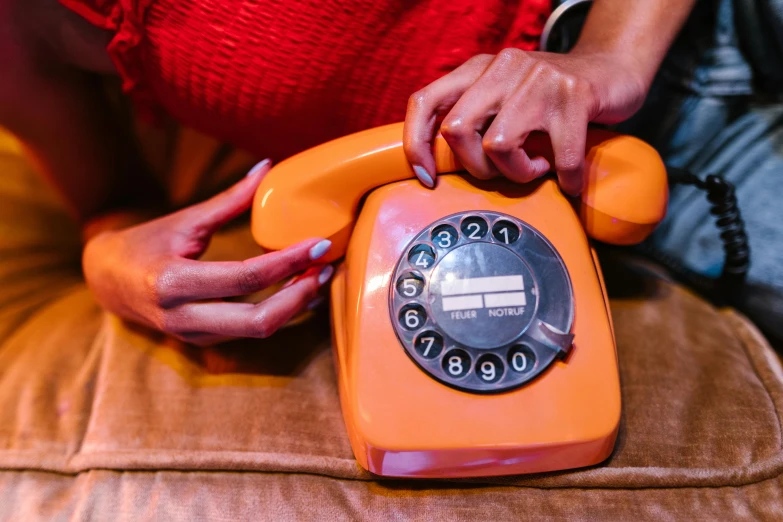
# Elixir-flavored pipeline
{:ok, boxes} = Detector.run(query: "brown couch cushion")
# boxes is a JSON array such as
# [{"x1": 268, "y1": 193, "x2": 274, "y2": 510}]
[{"x1": 1, "y1": 131, "x2": 782, "y2": 519}]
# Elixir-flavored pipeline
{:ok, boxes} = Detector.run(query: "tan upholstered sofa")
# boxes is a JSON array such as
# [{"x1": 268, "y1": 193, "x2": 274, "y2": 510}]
[{"x1": 1, "y1": 128, "x2": 783, "y2": 520}]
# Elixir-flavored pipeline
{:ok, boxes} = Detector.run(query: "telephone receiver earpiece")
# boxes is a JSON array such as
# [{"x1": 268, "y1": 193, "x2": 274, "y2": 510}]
[{"x1": 251, "y1": 122, "x2": 668, "y2": 262}]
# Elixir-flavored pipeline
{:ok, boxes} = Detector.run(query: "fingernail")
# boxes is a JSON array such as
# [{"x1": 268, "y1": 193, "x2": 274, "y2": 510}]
[
  {"x1": 246, "y1": 158, "x2": 271, "y2": 178},
  {"x1": 307, "y1": 296, "x2": 325, "y2": 311},
  {"x1": 309, "y1": 239, "x2": 332, "y2": 260},
  {"x1": 413, "y1": 165, "x2": 435, "y2": 188},
  {"x1": 318, "y1": 265, "x2": 334, "y2": 285}
]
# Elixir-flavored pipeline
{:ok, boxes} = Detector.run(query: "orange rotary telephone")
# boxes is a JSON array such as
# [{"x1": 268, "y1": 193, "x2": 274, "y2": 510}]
[{"x1": 251, "y1": 122, "x2": 668, "y2": 478}]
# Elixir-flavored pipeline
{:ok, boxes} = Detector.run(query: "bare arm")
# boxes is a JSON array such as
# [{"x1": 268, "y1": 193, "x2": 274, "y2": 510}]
[
  {"x1": 404, "y1": 0, "x2": 699, "y2": 194},
  {"x1": 570, "y1": 0, "x2": 698, "y2": 88}
]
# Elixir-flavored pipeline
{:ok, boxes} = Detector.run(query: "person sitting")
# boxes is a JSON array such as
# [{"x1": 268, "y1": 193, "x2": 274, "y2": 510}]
[{"x1": 1, "y1": 0, "x2": 781, "y2": 344}]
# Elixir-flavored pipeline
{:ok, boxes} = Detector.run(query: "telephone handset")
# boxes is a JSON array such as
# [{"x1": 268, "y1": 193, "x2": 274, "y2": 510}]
[{"x1": 251, "y1": 122, "x2": 668, "y2": 478}]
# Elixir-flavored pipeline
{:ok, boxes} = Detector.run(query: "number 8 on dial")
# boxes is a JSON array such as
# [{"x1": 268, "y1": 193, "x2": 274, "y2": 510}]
[{"x1": 442, "y1": 349, "x2": 470, "y2": 378}]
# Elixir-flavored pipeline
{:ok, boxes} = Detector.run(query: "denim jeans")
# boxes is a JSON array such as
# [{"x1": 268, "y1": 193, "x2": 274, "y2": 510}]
[{"x1": 615, "y1": 0, "x2": 783, "y2": 302}]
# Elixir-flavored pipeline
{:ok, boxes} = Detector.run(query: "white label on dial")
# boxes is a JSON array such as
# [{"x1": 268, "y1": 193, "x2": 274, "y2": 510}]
[{"x1": 441, "y1": 275, "x2": 523, "y2": 296}]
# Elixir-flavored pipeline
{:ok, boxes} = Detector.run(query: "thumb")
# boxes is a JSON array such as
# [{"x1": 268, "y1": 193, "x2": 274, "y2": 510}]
[{"x1": 178, "y1": 158, "x2": 272, "y2": 236}]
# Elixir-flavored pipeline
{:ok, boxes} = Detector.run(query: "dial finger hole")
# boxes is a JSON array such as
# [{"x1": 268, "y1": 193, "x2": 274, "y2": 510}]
[
  {"x1": 442, "y1": 348, "x2": 471, "y2": 379},
  {"x1": 492, "y1": 220, "x2": 520, "y2": 244},
  {"x1": 431, "y1": 224, "x2": 458, "y2": 250},
  {"x1": 460, "y1": 216, "x2": 488, "y2": 240},
  {"x1": 399, "y1": 303, "x2": 427, "y2": 331},
  {"x1": 414, "y1": 331, "x2": 444, "y2": 359},
  {"x1": 396, "y1": 272, "x2": 425, "y2": 299},
  {"x1": 476, "y1": 353, "x2": 504, "y2": 384},
  {"x1": 508, "y1": 344, "x2": 537, "y2": 374},
  {"x1": 408, "y1": 244, "x2": 436, "y2": 269}
]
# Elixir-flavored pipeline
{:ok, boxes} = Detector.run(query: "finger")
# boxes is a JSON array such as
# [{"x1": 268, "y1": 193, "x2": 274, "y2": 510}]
[
  {"x1": 481, "y1": 75, "x2": 552, "y2": 184},
  {"x1": 169, "y1": 266, "x2": 334, "y2": 339},
  {"x1": 438, "y1": 50, "x2": 535, "y2": 180},
  {"x1": 548, "y1": 112, "x2": 589, "y2": 196},
  {"x1": 403, "y1": 55, "x2": 493, "y2": 187},
  {"x1": 482, "y1": 125, "x2": 551, "y2": 186},
  {"x1": 154, "y1": 238, "x2": 333, "y2": 307},
  {"x1": 440, "y1": 108, "x2": 501, "y2": 181},
  {"x1": 175, "y1": 158, "x2": 272, "y2": 237}
]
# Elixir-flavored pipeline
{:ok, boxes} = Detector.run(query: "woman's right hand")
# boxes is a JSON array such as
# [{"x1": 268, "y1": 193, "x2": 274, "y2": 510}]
[{"x1": 82, "y1": 159, "x2": 334, "y2": 346}]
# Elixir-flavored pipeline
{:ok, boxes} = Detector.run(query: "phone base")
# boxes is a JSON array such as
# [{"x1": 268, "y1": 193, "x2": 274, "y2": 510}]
[{"x1": 329, "y1": 175, "x2": 621, "y2": 479}]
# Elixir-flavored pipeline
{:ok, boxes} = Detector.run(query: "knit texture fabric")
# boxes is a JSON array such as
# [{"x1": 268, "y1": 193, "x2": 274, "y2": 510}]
[{"x1": 59, "y1": 0, "x2": 551, "y2": 160}]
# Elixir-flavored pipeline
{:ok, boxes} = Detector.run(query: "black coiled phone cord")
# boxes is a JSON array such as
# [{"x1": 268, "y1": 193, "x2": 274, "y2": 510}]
[{"x1": 638, "y1": 167, "x2": 750, "y2": 307}]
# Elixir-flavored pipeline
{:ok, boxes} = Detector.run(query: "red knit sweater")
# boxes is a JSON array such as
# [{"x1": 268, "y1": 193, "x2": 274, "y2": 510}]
[{"x1": 60, "y1": 0, "x2": 552, "y2": 161}]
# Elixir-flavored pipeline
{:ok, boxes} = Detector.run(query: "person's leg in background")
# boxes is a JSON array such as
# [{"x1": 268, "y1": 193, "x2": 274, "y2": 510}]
[{"x1": 615, "y1": 0, "x2": 783, "y2": 345}]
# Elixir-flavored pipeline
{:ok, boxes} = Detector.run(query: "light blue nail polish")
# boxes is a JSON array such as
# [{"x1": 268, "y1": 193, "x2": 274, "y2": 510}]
[
  {"x1": 307, "y1": 296, "x2": 325, "y2": 311},
  {"x1": 318, "y1": 265, "x2": 334, "y2": 285},
  {"x1": 246, "y1": 158, "x2": 271, "y2": 177},
  {"x1": 309, "y1": 239, "x2": 332, "y2": 260},
  {"x1": 413, "y1": 165, "x2": 435, "y2": 188}
]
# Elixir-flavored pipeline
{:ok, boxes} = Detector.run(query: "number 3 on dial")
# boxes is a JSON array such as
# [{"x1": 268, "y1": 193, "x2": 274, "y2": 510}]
[{"x1": 431, "y1": 225, "x2": 458, "y2": 249}]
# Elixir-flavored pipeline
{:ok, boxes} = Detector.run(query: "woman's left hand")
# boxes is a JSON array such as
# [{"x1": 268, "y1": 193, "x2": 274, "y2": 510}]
[{"x1": 402, "y1": 49, "x2": 648, "y2": 195}]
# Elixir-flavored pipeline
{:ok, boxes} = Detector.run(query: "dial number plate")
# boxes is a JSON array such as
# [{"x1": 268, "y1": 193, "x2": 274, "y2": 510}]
[{"x1": 389, "y1": 211, "x2": 574, "y2": 394}]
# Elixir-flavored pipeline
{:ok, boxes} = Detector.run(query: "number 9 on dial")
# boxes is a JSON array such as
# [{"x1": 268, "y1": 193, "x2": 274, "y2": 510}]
[{"x1": 475, "y1": 354, "x2": 503, "y2": 384}]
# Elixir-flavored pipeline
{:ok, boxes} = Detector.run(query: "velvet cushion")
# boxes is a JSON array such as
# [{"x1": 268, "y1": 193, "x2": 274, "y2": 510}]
[{"x1": 1, "y1": 130, "x2": 781, "y2": 519}]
